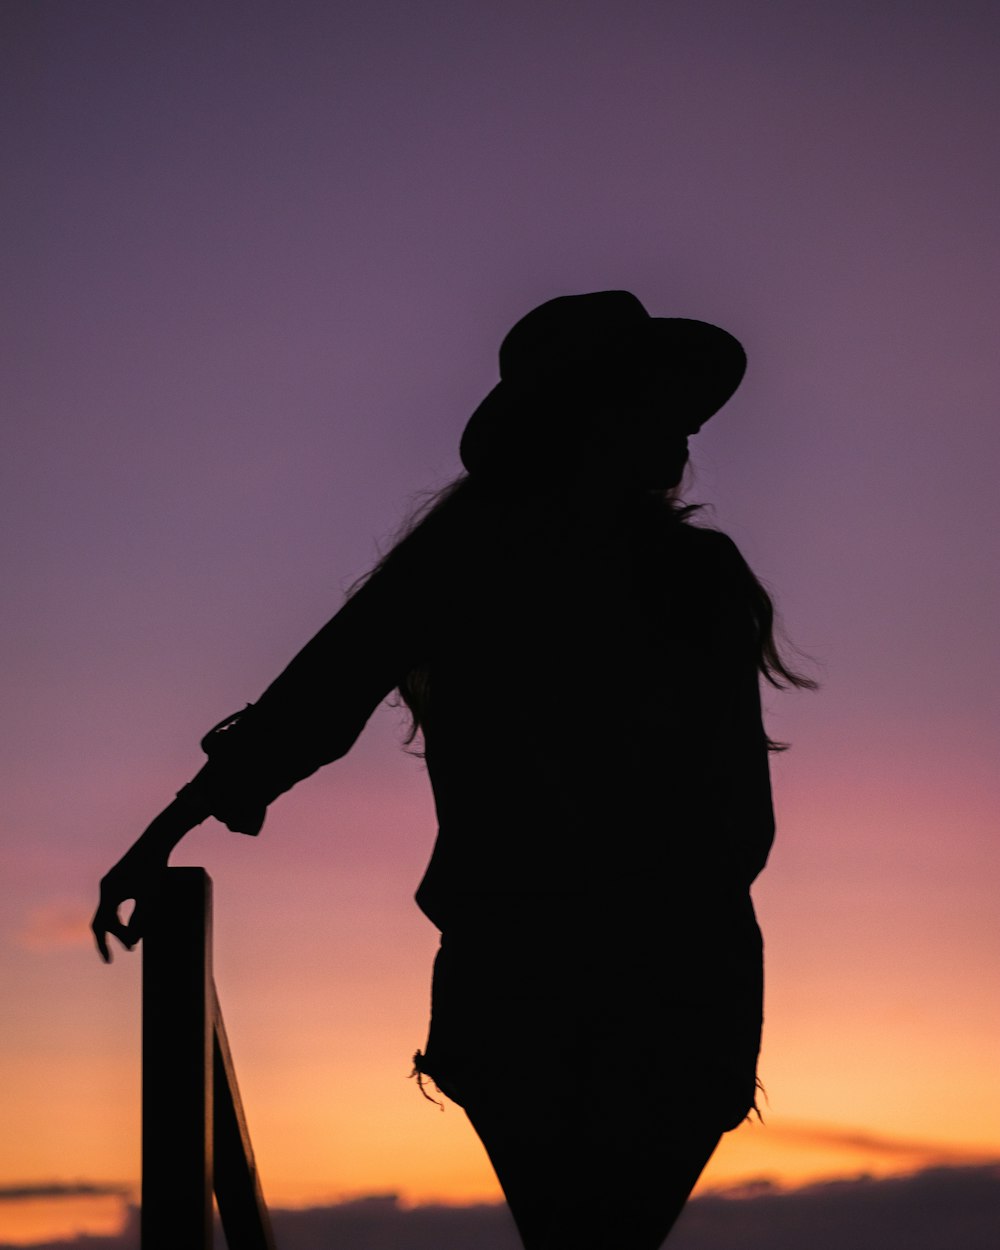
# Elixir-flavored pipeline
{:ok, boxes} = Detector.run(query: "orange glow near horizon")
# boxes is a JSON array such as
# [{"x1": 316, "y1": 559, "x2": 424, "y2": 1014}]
[
  {"x1": 3, "y1": 1117, "x2": 997, "y2": 1245},
  {"x1": 3, "y1": 770, "x2": 997, "y2": 1244},
  {"x1": 0, "y1": 1198, "x2": 128, "y2": 1248}
]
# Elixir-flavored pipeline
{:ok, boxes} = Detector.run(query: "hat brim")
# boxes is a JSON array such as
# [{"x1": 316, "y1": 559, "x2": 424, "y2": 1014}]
[{"x1": 459, "y1": 316, "x2": 746, "y2": 474}]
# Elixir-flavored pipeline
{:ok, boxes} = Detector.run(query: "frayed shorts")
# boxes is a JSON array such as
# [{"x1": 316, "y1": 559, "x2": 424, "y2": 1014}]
[{"x1": 414, "y1": 892, "x2": 764, "y2": 1133}]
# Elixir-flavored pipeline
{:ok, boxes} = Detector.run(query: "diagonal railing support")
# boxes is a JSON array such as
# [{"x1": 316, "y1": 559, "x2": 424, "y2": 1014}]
[
  {"x1": 213, "y1": 982, "x2": 274, "y2": 1250},
  {"x1": 141, "y1": 867, "x2": 275, "y2": 1250}
]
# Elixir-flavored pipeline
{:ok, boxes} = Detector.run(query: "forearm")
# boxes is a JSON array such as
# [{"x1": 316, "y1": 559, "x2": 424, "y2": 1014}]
[{"x1": 122, "y1": 773, "x2": 214, "y2": 867}]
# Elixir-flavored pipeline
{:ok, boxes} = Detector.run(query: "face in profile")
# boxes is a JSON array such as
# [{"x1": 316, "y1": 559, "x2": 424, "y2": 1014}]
[{"x1": 594, "y1": 390, "x2": 696, "y2": 490}]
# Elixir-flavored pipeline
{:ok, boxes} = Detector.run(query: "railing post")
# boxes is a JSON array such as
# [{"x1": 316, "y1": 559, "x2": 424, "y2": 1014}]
[{"x1": 142, "y1": 868, "x2": 213, "y2": 1250}]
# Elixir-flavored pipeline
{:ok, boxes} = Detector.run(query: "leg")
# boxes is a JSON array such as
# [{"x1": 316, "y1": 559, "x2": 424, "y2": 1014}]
[
  {"x1": 417, "y1": 904, "x2": 760, "y2": 1247},
  {"x1": 455, "y1": 1067, "x2": 722, "y2": 1250}
]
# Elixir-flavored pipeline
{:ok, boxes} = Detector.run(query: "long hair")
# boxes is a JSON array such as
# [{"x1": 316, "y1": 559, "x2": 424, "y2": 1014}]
[{"x1": 353, "y1": 471, "x2": 815, "y2": 750}]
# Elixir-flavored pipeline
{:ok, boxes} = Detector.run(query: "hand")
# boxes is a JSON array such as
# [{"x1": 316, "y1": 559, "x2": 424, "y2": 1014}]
[
  {"x1": 92, "y1": 838, "x2": 168, "y2": 963},
  {"x1": 91, "y1": 786, "x2": 211, "y2": 963}
]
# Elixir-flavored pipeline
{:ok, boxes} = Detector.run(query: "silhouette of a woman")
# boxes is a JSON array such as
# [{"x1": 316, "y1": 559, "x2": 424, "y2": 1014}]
[{"x1": 94, "y1": 291, "x2": 812, "y2": 1249}]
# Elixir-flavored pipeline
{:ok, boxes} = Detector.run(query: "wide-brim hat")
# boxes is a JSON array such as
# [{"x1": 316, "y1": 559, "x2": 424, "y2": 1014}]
[{"x1": 459, "y1": 290, "x2": 746, "y2": 474}]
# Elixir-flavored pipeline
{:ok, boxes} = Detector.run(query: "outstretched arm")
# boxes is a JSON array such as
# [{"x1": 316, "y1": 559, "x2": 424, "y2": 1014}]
[
  {"x1": 91, "y1": 487, "x2": 464, "y2": 962},
  {"x1": 89, "y1": 591, "x2": 394, "y2": 966}
]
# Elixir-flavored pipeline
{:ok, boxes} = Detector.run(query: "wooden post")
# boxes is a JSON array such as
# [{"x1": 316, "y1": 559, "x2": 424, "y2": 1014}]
[
  {"x1": 142, "y1": 868, "x2": 213, "y2": 1250},
  {"x1": 141, "y1": 868, "x2": 275, "y2": 1249}
]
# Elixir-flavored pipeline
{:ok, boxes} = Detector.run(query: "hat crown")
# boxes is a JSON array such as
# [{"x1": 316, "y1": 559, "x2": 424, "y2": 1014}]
[{"x1": 498, "y1": 290, "x2": 651, "y2": 386}]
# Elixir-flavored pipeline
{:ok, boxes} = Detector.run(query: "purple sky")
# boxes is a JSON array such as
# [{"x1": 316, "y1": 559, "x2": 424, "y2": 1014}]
[{"x1": 2, "y1": 0, "x2": 999, "y2": 1237}]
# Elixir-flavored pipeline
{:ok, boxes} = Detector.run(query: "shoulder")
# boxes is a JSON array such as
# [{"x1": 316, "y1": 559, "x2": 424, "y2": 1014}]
[
  {"x1": 658, "y1": 523, "x2": 757, "y2": 608},
  {"x1": 658, "y1": 516, "x2": 736, "y2": 559},
  {"x1": 679, "y1": 523, "x2": 748, "y2": 569},
  {"x1": 370, "y1": 480, "x2": 480, "y2": 571}
]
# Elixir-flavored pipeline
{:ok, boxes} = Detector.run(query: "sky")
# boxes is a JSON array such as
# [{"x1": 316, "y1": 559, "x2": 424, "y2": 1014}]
[{"x1": 2, "y1": 0, "x2": 999, "y2": 1243}]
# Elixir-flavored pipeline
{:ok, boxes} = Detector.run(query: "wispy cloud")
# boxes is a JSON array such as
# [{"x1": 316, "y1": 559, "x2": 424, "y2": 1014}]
[
  {"x1": 17, "y1": 902, "x2": 92, "y2": 952},
  {"x1": 0, "y1": 1182, "x2": 130, "y2": 1202},
  {"x1": 762, "y1": 1120, "x2": 997, "y2": 1166}
]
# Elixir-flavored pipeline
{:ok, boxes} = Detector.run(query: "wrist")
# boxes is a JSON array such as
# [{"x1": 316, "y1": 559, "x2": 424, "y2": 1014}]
[
  {"x1": 174, "y1": 778, "x2": 212, "y2": 825},
  {"x1": 138, "y1": 788, "x2": 210, "y2": 862}
]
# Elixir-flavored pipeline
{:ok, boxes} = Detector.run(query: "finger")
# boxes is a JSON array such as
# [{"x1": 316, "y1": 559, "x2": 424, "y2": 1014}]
[
  {"x1": 93, "y1": 907, "x2": 137, "y2": 961},
  {"x1": 91, "y1": 905, "x2": 116, "y2": 963},
  {"x1": 92, "y1": 919, "x2": 111, "y2": 964}
]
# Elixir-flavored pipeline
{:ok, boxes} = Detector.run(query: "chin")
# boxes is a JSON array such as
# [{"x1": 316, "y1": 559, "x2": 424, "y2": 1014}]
[{"x1": 642, "y1": 459, "x2": 687, "y2": 490}]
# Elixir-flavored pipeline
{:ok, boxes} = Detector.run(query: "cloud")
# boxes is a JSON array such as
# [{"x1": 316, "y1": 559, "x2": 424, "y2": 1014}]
[
  {"x1": 670, "y1": 1163, "x2": 1000, "y2": 1250},
  {"x1": 3, "y1": 1165, "x2": 998, "y2": 1250},
  {"x1": 0, "y1": 1183, "x2": 130, "y2": 1202},
  {"x1": 269, "y1": 1194, "x2": 521, "y2": 1250},
  {"x1": 761, "y1": 1120, "x2": 996, "y2": 1166},
  {"x1": 18, "y1": 902, "x2": 93, "y2": 951}
]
